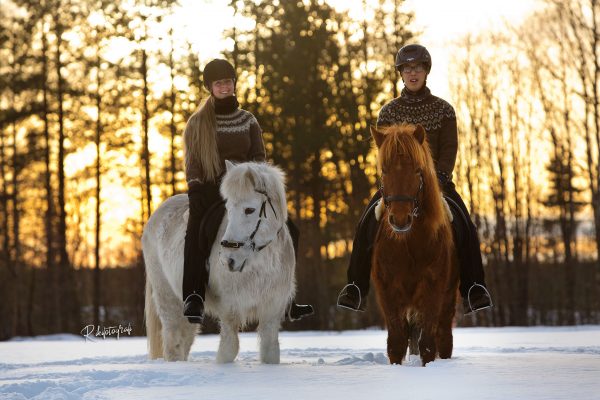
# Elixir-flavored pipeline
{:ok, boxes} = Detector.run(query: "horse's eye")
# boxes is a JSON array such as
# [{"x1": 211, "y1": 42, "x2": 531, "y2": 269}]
[{"x1": 244, "y1": 208, "x2": 256, "y2": 215}]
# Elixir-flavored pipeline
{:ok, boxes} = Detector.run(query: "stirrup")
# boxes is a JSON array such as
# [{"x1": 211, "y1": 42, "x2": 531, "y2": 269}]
[
  {"x1": 184, "y1": 292, "x2": 205, "y2": 304},
  {"x1": 183, "y1": 293, "x2": 205, "y2": 317},
  {"x1": 466, "y1": 283, "x2": 493, "y2": 313},
  {"x1": 336, "y1": 283, "x2": 363, "y2": 311}
]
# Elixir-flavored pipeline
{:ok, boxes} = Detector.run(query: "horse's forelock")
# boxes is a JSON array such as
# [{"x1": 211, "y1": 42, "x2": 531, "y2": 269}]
[
  {"x1": 221, "y1": 162, "x2": 288, "y2": 220},
  {"x1": 378, "y1": 124, "x2": 428, "y2": 169},
  {"x1": 220, "y1": 164, "x2": 256, "y2": 200},
  {"x1": 378, "y1": 124, "x2": 449, "y2": 232}
]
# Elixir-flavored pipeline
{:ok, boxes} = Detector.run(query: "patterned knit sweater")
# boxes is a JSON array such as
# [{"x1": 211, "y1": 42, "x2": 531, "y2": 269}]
[
  {"x1": 377, "y1": 86, "x2": 458, "y2": 175},
  {"x1": 185, "y1": 107, "x2": 265, "y2": 185}
]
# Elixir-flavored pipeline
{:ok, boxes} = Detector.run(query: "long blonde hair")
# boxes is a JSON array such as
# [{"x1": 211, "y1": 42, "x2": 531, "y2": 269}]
[{"x1": 184, "y1": 96, "x2": 222, "y2": 183}]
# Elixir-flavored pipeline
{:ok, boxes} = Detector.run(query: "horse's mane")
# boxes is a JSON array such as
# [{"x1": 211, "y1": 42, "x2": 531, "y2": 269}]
[
  {"x1": 377, "y1": 123, "x2": 450, "y2": 233},
  {"x1": 220, "y1": 162, "x2": 288, "y2": 221}
]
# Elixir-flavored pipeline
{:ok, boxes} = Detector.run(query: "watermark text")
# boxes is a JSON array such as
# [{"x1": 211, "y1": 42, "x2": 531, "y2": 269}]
[{"x1": 80, "y1": 323, "x2": 133, "y2": 342}]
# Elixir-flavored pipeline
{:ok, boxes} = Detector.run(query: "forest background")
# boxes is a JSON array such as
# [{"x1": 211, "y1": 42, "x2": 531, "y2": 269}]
[{"x1": 1, "y1": 0, "x2": 599, "y2": 339}]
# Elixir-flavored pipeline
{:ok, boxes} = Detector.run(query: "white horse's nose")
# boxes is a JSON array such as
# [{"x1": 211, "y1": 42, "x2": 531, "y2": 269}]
[{"x1": 224, "y1": 256, "x2": 247, "y2": 272}]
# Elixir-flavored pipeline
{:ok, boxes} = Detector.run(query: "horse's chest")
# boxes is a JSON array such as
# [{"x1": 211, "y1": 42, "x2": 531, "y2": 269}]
[{"x1": 372, "y1": 238, "x2": 439, "y2": 294}]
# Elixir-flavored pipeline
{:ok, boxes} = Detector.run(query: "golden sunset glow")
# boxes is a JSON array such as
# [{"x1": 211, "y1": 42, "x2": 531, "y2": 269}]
[{"x1": 7, "y1": 0, "x2": 595, "y2": 271}]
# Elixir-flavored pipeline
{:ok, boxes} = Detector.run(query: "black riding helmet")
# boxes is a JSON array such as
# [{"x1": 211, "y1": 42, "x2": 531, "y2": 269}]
[
  {"x1": 395, "y1": 44, "x2": 432, "y2": 73},
  {"x1": 203, "y1": 59, "x2": 236, "y2": 90}
]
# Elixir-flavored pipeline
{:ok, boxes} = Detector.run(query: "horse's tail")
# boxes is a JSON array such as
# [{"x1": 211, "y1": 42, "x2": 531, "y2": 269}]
[{"x1": 145, "y1": 276, "x2": 163, "y2": 360}]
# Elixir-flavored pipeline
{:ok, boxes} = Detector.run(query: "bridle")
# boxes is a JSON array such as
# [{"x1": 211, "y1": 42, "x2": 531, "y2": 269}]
[
  {"x1": 220, "y1": 189, "x2": 281, "y2": 252},
  {"x1": 379, "y1": 170, "x2": 424, "y2": 233}
]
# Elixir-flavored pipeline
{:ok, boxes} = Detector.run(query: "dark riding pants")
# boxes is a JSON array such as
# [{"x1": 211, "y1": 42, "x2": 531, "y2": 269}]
[
  {"x1": 182, "y1": 182, "x2": 300, "y2": 301},
  {"x1": 346, "y1": 182, "x2": 486, "y2": 298},
  {"x1": 182, "y1": 182, "x2": 222, "y2": 301}
]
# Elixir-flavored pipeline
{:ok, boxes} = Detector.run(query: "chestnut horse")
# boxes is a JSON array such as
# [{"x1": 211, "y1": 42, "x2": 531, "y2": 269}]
[{"x1": 371, "y1": 123, "x2": 459, "y2": 366}]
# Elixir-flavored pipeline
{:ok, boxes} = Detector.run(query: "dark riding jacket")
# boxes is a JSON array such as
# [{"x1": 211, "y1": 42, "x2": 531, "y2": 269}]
[{"x1": 377, "y1": 86, "x2": 458, "y2": 176}]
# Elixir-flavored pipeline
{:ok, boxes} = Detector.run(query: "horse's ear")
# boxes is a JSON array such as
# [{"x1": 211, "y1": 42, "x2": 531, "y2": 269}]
[
  {"x1": 245, "y1": 168, "x2": 256, "y2": 187},
  {"x1": 370, "y1": 125, "x2": 385, "y2": 148},
  {"x1": 413, "y1": 124, "x2": 426, "y2": 144},
  {"x1": 225, "y1": 160, "x2": 235, "y2": 172}
]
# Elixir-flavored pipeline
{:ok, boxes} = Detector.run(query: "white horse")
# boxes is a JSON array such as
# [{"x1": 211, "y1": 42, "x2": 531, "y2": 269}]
[{"x1": 143, "y1": 161, "x2": 296, "y2": 364}]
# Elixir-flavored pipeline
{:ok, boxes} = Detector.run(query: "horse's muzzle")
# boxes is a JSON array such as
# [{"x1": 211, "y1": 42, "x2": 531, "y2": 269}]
[
  {"x1": 227, "y1": 257, "x2": 247, "y2": 272},
  {"x1": 388, "y1": 213, "x2": 413, "y2": 233}
]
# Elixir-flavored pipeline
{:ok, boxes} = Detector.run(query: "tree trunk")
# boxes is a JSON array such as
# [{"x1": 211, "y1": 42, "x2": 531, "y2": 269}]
[
  {"x1": 141, "y1": 44, "x2": 152, "y2": 222},
  {"x1": 0, "y1": 130, "x2": 8, "y2": 270},
  {"x1": 11, "y1": 116, "x2": 24, "y2": 329},
  {"x1": 41, "y1": 25, "x2": 59, "y2": 334},
  {"x1": 169, "y1": 28, "x2": 177, "y2": 196},
  {"x1": 54, "y1": 7, "x2": 80, "y2": 333},
  {"x1": 94, "y1": 42, "x2": 103, "y2": 327},
  {"x1": 590, "y1": 0, "x2": 600, "y2": 266}
]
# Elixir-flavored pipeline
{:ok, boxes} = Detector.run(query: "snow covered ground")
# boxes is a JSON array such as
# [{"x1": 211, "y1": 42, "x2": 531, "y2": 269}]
[{"x1": 1, "y1": 326, "x2": 599, "y2": 400}]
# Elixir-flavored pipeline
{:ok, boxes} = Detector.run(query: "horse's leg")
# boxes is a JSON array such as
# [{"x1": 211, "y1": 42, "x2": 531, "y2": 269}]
[
  {"x1": 161, "y1": 313, "x2": 196, "y2": 362},
  {"x1": 383, "y1": 308, "x2": 408, "y2": 364},
  {"x1": 149, "y1": 276, "x2": 196, "y2": 361},
  {"x1": 418, "y1": 300, "x2": 442, "y2": 366},
  {"x1": 407, "y1": 320, "x2": 420, "y2": 356},
  {"x1": 145, "y1": 278, "x2": 164, "y2": 360},
  {"x1": 181, "y1": 322, "x2": 198, "y2": 361},
  {"x1": 161, "y1": 296, "x2": 198, "y2": 361},
  {"x1": 373, "y1": 277, "x2": 408, "y2": 364},
  {"x1": 436, "y1": 289, "x2": 458, "y2": 359},
  {"x1": 216, "y1": 314, "x2": 240, "y2": 363},
  {"x1": 418, "y1": 320, "x2": 437, "y2": 366},
  {"x1": 143, "y1": 268, "x2": 197, "y2": 361},
  {"x1": 436, "y1": 317, "x2": 453, "y2": 360},
  {"x1": 257, "y1": 317, "x2": 281, "y2": 364}
]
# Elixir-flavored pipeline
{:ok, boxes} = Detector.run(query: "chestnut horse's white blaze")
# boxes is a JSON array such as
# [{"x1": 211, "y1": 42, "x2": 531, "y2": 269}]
[{"x1": 142, "y1": 161, "x2": 296, "y2": 364}]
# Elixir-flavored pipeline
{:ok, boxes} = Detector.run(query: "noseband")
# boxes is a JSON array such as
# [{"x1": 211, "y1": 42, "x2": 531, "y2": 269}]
[
  {"x1": 380, "y1": 171, "x2": 424, "y2": 233},
  {"x1": 220, "y1": 189, "x2": 281, "y2": 252}
]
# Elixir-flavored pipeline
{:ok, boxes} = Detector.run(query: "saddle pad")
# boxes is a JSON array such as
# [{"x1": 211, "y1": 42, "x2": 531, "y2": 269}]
[{"x1": 441, "y1": 196, "x2": 453, "y2": 222}]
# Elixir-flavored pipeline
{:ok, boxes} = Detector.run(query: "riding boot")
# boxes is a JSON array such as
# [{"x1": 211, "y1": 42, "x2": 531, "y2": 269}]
[
  {"x1": 286, "y1": 303, "x2": 315, "y2": 321},
  {"x1": 337, "y1": 192, "x2": 381, "y2": 311},
  {"x1": 182, "y1": 182, "x2": 222, "y2": 324},
  {"x1": 441, "y1": 180, "x2": 493, "y2": 314},
  {"x1": 285, "y1": 218, "x2": 315, "y2": 321}
]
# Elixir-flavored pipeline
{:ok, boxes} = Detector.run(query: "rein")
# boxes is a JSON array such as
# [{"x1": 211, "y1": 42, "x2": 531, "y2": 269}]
[
  {"x1": 380, "y1": 171, "x2": 424, "y2": 233},
  {"x1": 220, "y1": 189, "x2": 281, "y2": 252}
]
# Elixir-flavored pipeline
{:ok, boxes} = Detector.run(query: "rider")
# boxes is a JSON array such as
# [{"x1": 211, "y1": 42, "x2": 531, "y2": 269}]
[
  {"x1": 182, "y1": 58, "x2": 313, "y2": 324},
  {"x1": 337, "y1": 44, "x2": 493, "y2": 314}
]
